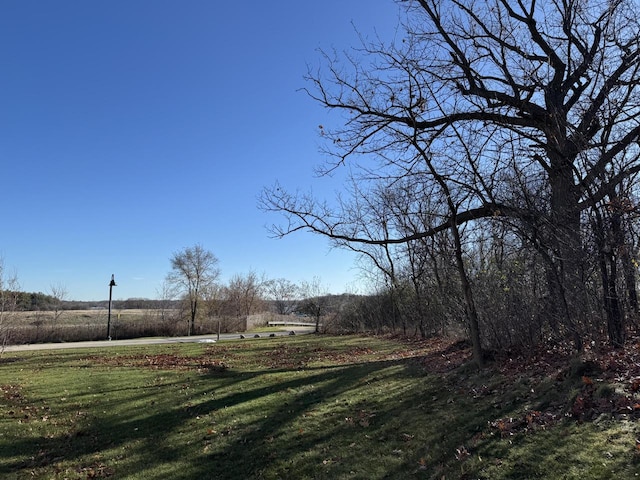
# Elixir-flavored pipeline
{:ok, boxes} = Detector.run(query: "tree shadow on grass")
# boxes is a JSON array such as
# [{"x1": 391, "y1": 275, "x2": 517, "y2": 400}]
[
  {"x1": 4, "y1": 349, "x2": 628, "y2": 480},
  {"x1": 2, "y1": 359, "x2": 418, "y2": 478}
]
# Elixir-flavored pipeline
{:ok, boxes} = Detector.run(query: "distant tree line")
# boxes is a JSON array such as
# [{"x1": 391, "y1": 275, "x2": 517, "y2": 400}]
[
  {"x1": 0, "y1": 291, "x2": 62, "y2": 311},
  {"x1": 0, "y1": 293, "x2": 179, "y2": 312}
]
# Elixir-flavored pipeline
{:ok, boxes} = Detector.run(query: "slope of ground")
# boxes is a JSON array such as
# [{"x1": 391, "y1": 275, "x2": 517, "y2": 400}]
[{"x1": 0, "y1": 334, "x2": 639, "y2": 479}]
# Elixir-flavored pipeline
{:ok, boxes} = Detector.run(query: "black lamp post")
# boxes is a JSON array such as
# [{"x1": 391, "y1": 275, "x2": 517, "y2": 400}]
[{"x1": 107, "y1": 274, "x2": 116, "y2": 340}]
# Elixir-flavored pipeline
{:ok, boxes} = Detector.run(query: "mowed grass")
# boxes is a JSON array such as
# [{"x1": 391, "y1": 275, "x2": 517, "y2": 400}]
[{"x1": 0, "y1": 335, "x2": 639, "y2": 479}]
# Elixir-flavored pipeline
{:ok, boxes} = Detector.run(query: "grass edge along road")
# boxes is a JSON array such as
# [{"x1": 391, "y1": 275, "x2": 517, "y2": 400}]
[
  {"x1": 1, "y1": 334, "x2": 640, "y2": 479},
  {"x1": 2, "y1": 327, "x2": 312, "y2": 353}
]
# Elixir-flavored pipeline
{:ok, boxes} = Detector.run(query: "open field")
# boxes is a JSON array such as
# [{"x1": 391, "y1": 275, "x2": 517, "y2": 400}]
[
  {"x1": 1, "y1": 334, "x2": 640, "y2": 479},
  {"x1": 2, "y1": 309, "x2": 181, "y2": 346},
  {"x1": 2, "y1": 310, "x2": 265, "y2": 345},
  {"x1": 9, "y1": 309, "x2": 170, "y2": 326},
  {"x1": 9, "y1": 310, "x2": 277, "y2": 328}
]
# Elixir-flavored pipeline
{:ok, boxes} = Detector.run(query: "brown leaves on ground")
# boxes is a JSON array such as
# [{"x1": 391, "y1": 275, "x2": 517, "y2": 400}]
[
  {"x1": 452, "y1": 334, "x2": 640, "y2": 439},
  {"x1": 260, "y1": 344, "x2": 380, "y2": 369},
  {"x1": 262, "y1": 345, "x2": 310, "y2": 369},
  {"x1": 489, "y1": 410, "x2": 561, "y2": 438},
  {"x1": 1, "y1": 383, "x2": 52, "y2": 423},
  {"x1": 415, "y1": 337, "x2": 474, "y2": 373},
  {"x1": 491, "y1": 335, "x2": 640, "y2": 392},
  {"x1": 497, "y1": 336, "x2": 640, "y2": 422},
  {"x1": 76, "y1": 462, "x2": 115, "y2": 479},
  {"x1": 87, "y1": 353, "x2": 227, "y2": 373},
  {"x1": 344, "y1": 409, "x2": 377, "y2": 428},
  {"x1": 85, "y1": 338, "x2": 428, "y2": 373},
  {"x1": 1, "y1": 383, "x2": 24, "y2": 403},
  {"x1": 387, "y1": 333, "x2": 640, "y2": 439}
]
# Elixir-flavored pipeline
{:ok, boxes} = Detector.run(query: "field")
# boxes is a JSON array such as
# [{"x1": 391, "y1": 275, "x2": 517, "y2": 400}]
[
  {"x1": 3, "y1": 309, "x2": 254, "y2": 345},
  {"x1": 8, "y1": 309, "x2": 176, "y2": 329},
  {"x1": 1, "y1": 334, "x2": 640, "y2": 479}
]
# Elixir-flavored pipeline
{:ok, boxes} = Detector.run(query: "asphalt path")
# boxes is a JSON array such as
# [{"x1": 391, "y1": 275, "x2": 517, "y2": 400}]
[{"x1": 3, "y1": 328, "x2": 314, "y2": 352}]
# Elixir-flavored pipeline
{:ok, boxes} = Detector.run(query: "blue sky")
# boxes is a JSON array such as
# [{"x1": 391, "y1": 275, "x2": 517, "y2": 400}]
[{"x1": 0, "y1": 1, "x2": 401, "y2": 301}]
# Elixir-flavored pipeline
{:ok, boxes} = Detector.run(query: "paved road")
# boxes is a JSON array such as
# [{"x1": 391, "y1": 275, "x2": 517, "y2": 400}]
[{"x1": 3, "y1": 328, "x2": 314, "y2": 352}]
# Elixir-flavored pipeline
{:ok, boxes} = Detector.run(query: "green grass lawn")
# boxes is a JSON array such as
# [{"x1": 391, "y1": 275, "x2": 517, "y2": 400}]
[{"x1": 0, "y1": 335, "x2": 639, "y2": 479}]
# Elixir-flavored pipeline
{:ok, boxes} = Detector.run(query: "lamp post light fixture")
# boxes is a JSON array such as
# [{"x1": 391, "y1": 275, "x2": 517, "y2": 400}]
[{"x1": 107, "y1": 274, "x2": 116, "y2": 340}]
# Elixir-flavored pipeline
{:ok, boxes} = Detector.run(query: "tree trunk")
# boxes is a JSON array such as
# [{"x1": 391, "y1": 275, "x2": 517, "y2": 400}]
[
  {"x1": 544, "y1": 264, "x2": 581, "y2": 346},
  {"x1": 600, "y1": 250, "x2": 625, "y2": 347},
  {"x1": 621, "y1": 247, "x2": 639, "y2": 316},
  {"x1": 603, "y1": 208, "x2": 626, "y2": 347},
  {"x1": 450, "y1": 222, "x2": 483, "y2": 368},
  {"x1": 189, "y1": 296, "x2": 198, "y2": 336},
  {"x1": 548, "y1": 160, "x2": 585, "y2": 349}
]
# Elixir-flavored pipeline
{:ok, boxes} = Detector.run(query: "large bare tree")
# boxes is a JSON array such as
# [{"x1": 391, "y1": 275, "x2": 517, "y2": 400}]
[
  {"x1": 221, "y1": 271, "x2": 265, "y2": 318},
  {"x1": 166, "y1": 244, "x2": 220, "y2": 336},
  {"x1": 265, "y1": 278, "x2": 300, "y2": 315},
  {"x1": 299, "y1": 277, "x2": 329, "y2": 333},
  {"x1": 262, "y1": 0, "x2": 640, "y2": 356}
]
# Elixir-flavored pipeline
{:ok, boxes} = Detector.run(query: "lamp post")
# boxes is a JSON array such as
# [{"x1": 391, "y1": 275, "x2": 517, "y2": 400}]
[{"x1": 107, "y1": 274, "x2": 116, "y2": 340}]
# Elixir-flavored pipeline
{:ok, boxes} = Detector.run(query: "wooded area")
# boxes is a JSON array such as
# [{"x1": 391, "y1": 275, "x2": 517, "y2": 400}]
[{"x1": 261, "y1": 0, "x2": 640, "y2": 365}]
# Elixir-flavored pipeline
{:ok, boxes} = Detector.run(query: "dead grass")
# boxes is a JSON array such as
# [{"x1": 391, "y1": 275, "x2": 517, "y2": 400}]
[{"x1": 3, "y1": 310, "x2": 246, "y2": 345}]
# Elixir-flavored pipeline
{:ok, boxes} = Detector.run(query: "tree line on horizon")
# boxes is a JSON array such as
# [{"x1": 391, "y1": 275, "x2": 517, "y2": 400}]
[{"x1": 0, "y1": 287, "x2": 354, "y2": 317}]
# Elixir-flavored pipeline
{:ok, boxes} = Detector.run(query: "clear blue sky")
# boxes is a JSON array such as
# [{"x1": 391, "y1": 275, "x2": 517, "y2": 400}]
[{"x1": 0, "y1": 1, "x2": 401, "y2": 301}]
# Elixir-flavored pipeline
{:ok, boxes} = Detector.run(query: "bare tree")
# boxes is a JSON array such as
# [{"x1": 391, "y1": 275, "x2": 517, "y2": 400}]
[
  {"x1": 202, "y1": 282, "x2": 224, "y2": 319},
  {"x1": 262, "y1": 0, "x2": 640, "y2": 353},
  {"x1": 48, "y1": 282, "x2": 68, "y2": 326},
  {"x1": 299, "y1": 277, "x2": 329, "y2": 333},
  {"x1": 264, "y1": 278, "x2": 300, "y2": 315},
  {"x1": 156, "y1": 279, "x2": 180, "y2": 325},
  {"x1": 0, "y1": 259, "x2": 20, "y2": 352},
  {"x1": 222, "y1": 271, "x2": 265, "y2": 318},
  {"x1": 166, "y1": 244, "x2": 220, "y2": 336}
]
